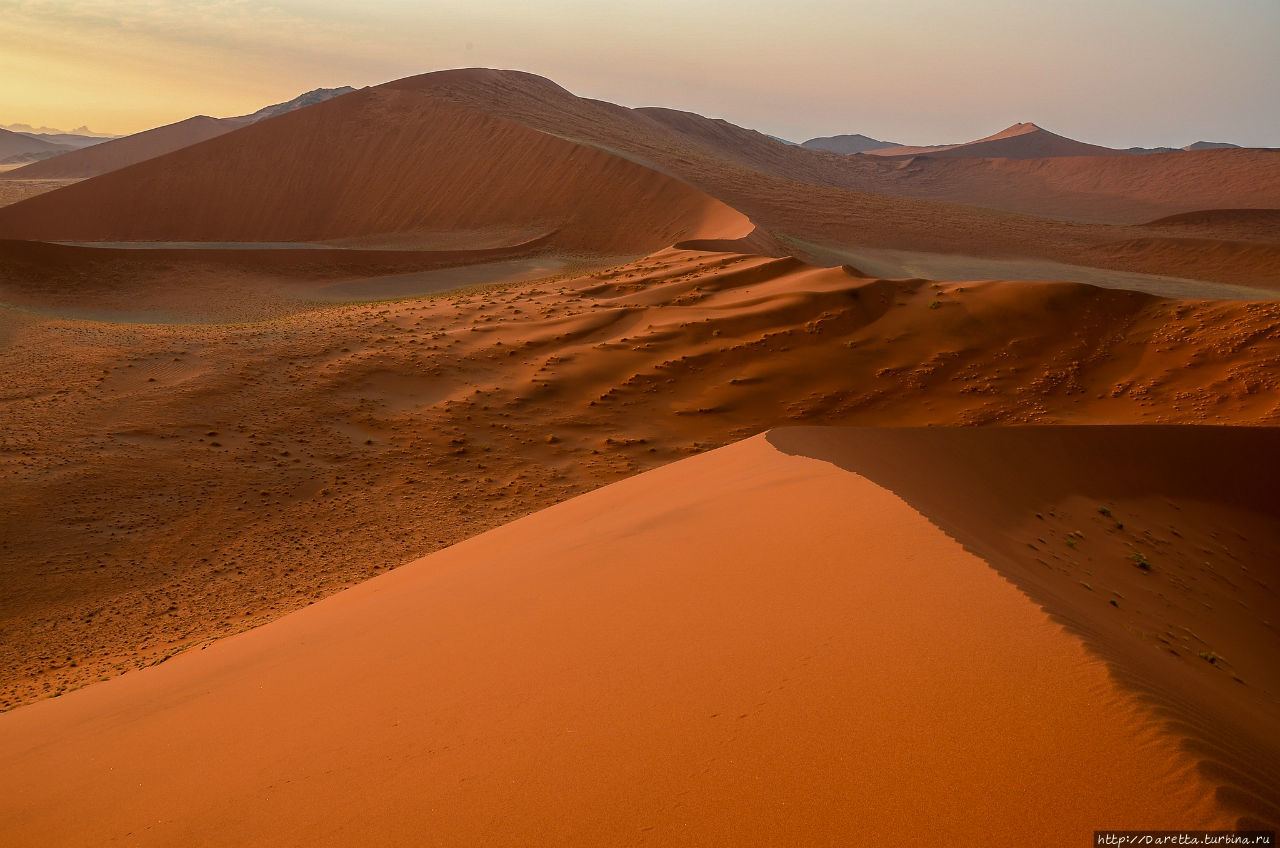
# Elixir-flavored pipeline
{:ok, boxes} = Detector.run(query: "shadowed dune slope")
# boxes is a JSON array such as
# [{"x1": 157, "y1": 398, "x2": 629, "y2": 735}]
[
  {"x1": 0, "y1": 86, "x2": 749, "y2": 254},
  {"x1": 0, "y1": 435, "x2": 1233, "y2": 846},
  {"x1": 770, "y1": 426, "x2": 1280, "y2": 827},
  {"x1": 1, "y1": 116, "x2": 233, "y2": 180}
]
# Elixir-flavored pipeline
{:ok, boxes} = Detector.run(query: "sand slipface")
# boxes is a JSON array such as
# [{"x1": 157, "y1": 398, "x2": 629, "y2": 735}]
[{"x1": 0, "y1": 435, "x2": 1230, "y2": 845}]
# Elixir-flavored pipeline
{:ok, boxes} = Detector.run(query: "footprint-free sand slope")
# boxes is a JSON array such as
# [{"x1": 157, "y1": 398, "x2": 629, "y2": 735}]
[{"x1": 0, "y1": 435, "x2": 1231, "y2": 846}]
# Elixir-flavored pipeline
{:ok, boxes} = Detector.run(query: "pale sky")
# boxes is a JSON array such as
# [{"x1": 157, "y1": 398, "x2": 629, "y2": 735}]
[{"x1": 2, "y1": 0, "x2": 1277, "y2": 147}]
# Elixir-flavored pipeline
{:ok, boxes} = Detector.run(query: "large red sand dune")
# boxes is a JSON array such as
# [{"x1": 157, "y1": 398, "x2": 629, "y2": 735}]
[
  {"x1": 0, "y1": 86, "x2": 748, "y2": 255},
  {"x1": 0, "y1": 435, "x2": 1236, "y2": 845},
  {"x1": 383, "y1": 73, "x2": 1279, "y2": 225}
]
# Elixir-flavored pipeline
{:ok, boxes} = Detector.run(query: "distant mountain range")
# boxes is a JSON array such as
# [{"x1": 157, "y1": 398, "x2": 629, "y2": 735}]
[
  {"x1": 0, "y1": 127, "x2": 120, "y2": 166},
  {"x1": 2, "y1": 122, "x2": 115, "y2": 137}
]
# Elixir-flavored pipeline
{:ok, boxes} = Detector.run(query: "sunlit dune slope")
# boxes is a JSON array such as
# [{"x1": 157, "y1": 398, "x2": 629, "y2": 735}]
[{"x1": 0, "y1": 435, "x2": 1234, "y2": 846}]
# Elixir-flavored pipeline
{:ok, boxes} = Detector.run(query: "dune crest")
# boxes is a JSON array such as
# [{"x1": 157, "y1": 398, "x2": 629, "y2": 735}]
[{"x1": 0, "y1": 435, "x2": 1234, "y2": 845}]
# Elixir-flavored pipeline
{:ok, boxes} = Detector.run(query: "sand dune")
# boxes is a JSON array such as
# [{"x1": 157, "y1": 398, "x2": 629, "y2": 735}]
[
  {"x1": 1088, "y1": 236, "x2": 1280, "y2": 290},
  {"x1": 0, "y1": 236, "x2": 584, "y2": 321},
  {"x1": 0, "y1": 88, "x2": 747, "y2": 255},
  {"x1": 865, "y1": 121, "x2": 1129, "y2": 159},
  {"x1": 375, "y1": 70, "x2": 1280, "y2": 232},
  {"x1": 899, "y1": 149, "x2": 1280, "y2": 222},
  {"x1": 1142, "y1": 208, "x2": 1280, "y2": 241},
  {"x1": 5, "y1": 247, "x2": 1280, "y2": 709},
  {"x1": 772, "y1": 426, "x2": 1280, "y2": 826},
  {"x1": 0, "y1": 434, "x2": 1238, "y2": 845},
  {"x1": 2, "y1": 65, "x2": 1278, "y2": 842},
  {"x1": 3, "y1": 69, "x2": 1276, "y2": 282}
]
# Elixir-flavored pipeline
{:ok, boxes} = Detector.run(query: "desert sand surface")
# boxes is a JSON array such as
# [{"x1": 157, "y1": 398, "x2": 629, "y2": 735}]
[
  {"x1": 815, "y1": 244, "x2": 1280, "y2": 299},
  {"x1": 772, "y1": 426, "x2": 1280, "y2": 826},
  {"x1": 2, "y1": 65, "x2": 1278, "y2": 841},
  {"x1": 0, "y1": 177, "x2": 79, "y2": 208},
  {"x1": 0, "y1": 435, "x2": 1239, "y2": 845},
  {"x1": 5, "y1": 247, "x2": 1280, "y2": 710}
]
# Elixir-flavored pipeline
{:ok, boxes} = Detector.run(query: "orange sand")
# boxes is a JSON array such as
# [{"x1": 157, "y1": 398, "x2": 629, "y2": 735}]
[
  {"x1": 0, "y1": 87, "x2": 748, "y2": 254},
  {"x1": 5, "y1": 247, "x2": 1280, "y2": 709},
  {"x1": 0, "y1": 435, "x2": 1231, "y2": 845}
]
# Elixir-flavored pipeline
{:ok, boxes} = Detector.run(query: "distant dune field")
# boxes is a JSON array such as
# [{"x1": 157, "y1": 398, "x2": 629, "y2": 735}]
[{"x1": 1, "y1": 67, "x2": 1277, "y2": 843}]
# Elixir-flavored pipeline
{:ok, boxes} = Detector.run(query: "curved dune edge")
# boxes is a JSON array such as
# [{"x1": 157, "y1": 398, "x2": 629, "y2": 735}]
[
  {"x1": 767, "y1": 425, "x2": 1280, "y2": 827},
  {"x1": 0, "y1": 434, "x2": 1231, "y2": 845}
]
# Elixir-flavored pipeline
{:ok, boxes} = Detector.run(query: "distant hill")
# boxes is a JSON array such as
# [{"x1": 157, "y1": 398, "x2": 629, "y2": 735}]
[
  {"x1": 2, "y1": 87, "x2": 357, "y2": 180},
  {"x1": 2, "y1": 122, "x2": 114, "y2": 137},
  {"x1": 12, "y1": 131, "x2": 116, "y2": 151},
  {"x1": 0, "y1": 128, "x2": 74, "y2": 165},
  {"x1": 1184, "y1": 140, "x2": 1240, "y2": 151},
  {"x1": 865, "y1": 122, "x2": 1129, "y2": 159},
  {"x1": 227, "y1": 86, "x2": 357, "y2": 126},
  {"x1": 1129, "y1": 141, "x2": 1243, "y2": 154},
  {"x1": 0, "y1": 76, "x2": 748, "y2": 255},
  {"x1": 801, "y1": 134, "x2": 901, "y2": 155}
]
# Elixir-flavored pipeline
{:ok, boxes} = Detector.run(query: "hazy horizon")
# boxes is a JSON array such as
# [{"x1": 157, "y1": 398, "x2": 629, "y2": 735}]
[{"x1": 2, "y1": 0, "x2": 1278, "y2": 148}]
